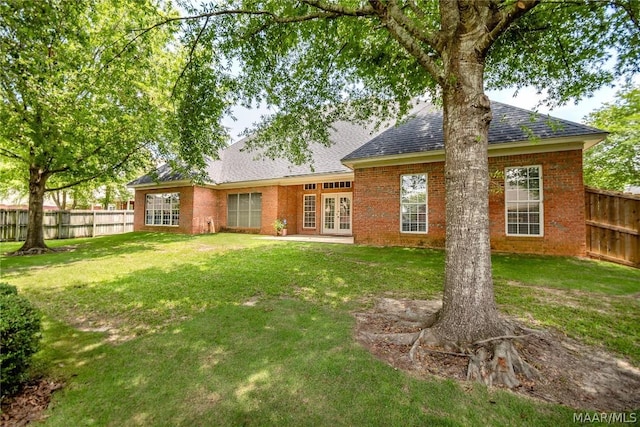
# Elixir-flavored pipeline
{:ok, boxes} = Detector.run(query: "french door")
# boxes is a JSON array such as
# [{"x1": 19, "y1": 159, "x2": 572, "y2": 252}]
[{"x1": 322, "y1": 193, "x2": 352, "y2": 235}]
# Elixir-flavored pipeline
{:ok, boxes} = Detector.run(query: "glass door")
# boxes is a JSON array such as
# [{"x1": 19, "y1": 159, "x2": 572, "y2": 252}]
[{"x1": 322, "y1": 194, "x2": 352, "y2": 235}]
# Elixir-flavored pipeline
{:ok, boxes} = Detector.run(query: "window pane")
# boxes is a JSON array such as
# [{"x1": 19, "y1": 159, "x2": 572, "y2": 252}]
[
  {"x1": 227, "y1": 193, "x2": 262, "y2": 228},
  {"x1": 400, "y1": 174, "x2": 427, "y2": 233},
  {"x1": 505, "y1": 167, "x2": 542, "y2": 236},
  {"x1": 304, "y1": 195, "x2": 316, "y2": 228}
]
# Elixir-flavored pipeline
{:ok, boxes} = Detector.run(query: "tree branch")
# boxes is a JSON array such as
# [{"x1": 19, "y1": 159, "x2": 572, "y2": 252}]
[
  {"x1": 368, "y1": 0, "x2": 444, "y2": 83},
  {"x1": 385, "y1": 0, "x2": 440, "y2": 52},
  {"x1": 171, "y1": 15, "x2": 211, "y2": 98},
  {"x1": 0, "y1": 147, "x2": 27, "y2": 162},
  {"x1": 479, "y1": 0, "x2": 540, "y2": 54},
  {"x1": 613, "y1": 0, "x2": 640, "y2": 31},
  {"x1": 45, "y1": 143, "x2": 144, "y2": 192},
  {"x1": 301, "y1": 0, "x2": 375, "y2": 16}
]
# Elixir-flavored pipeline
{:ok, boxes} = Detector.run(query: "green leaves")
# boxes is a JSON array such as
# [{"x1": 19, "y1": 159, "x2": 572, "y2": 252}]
[
  {"x1": 0, "y1": 0, "x2": 190, "y2": 193},
  {"x1": 171, "y1": 1, "x2": 639, "y2": 164},
  {"x1": 584, "y1": 85, "x2": 640, "y2": 191}
]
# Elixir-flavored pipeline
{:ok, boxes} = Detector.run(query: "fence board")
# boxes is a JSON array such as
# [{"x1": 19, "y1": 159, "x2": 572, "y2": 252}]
[
  {"x1": 0, "y1": 209, "x2": 134, "y2": 242},
  {"x1": 585, "y1": 187, "x2": 640, "y2": 268}
]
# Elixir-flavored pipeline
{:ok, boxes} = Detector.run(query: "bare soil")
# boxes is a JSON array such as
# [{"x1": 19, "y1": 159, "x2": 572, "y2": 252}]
[{"x1": 355, "y1": 298, "x2": 640, "y2": 412}]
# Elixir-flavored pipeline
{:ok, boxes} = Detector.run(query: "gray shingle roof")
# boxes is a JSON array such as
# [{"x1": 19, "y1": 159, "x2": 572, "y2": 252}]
[
  {"x1": 130, "y1": 101, "x2": 606, "y2": 187},
  {"x1": 128, "y1": 162, "x2": 190, "y2": 186},
  {"x1": 342, "y1": 101, "x2": 605, "y2": 162},
  {"x1": 129, "y1": 119, "x2": 381, "y2": 186}
]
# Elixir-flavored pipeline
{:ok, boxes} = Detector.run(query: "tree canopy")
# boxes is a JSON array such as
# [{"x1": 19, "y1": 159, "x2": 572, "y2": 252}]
[
  {"x1": 0, "y1": 0, "x2": 227, "y2": 250},
  {"x1": 584, "y1": 85, "x2": 640, "y2": 192},
  {"x1": 170, "y1": 0, "x2": 638, "y2": 160}
]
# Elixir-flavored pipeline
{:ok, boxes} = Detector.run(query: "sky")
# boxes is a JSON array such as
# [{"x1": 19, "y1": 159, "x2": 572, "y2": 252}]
[{"x1": 221, "y1": 84, "x2": 621, "y2": 142}]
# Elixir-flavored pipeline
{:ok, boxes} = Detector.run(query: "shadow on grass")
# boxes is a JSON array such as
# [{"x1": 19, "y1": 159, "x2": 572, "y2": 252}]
[
  {"x1": 20, "y1": 243, "x2": 446, "y2": 344},
  {"x1": 39, "y1": 299, "x2": 574, "y2": 427},
  {"x1": 492, "y1": 252, "x2": 640, "y2": 295},
  {"x1": 0, "y1": 232, "x2": 200, "y2": 273}
]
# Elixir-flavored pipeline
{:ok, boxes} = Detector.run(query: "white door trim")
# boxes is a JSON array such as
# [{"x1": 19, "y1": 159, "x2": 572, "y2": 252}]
[{"x1": 321, "y1": 193, "x2": 352, "y2": 235}]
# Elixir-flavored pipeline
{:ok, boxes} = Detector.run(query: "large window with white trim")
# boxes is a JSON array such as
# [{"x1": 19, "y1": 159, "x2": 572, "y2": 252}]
[
  {"x1": 400, "y1": 174, "x2": 428, "y2": 233},
  {"x1": 145, "y1": 193, "x2": 180, "y2": 226},
  {"x1": 303, "y1": 194, "x2": 316, "y2": 228},
  {"x1": 227, "y1": 193, "x2": 262, "y2": 228},
  {"x1": 505, "y1": 166, "x2": 543, "y2": 236}
]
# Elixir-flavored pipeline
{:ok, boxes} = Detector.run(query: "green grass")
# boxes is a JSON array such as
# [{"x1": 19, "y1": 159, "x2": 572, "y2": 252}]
[{"x1": 1, "y1": 232, "x2": 638, "y2": 426}]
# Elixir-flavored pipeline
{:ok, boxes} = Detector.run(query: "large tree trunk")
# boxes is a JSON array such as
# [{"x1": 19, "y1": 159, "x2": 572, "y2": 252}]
[
  {"x1": 17, "y1": 167, "x2": 50, "y2": 253},
  {"x1": 432, "y1": 33, "x2": 505, "y2": 345}
]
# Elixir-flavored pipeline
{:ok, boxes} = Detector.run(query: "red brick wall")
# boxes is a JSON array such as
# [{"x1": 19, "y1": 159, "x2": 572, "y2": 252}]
[
  {"x1": 134, "y1": 186, "x2": 218, "y2": 235},
  {"x1": 217, "y1": 185, "x2": 282, "y2": 234},
  {"x1": 488, "y1": 150, "x2": 586, "y2": 256},
  {"x1": 191, "y1": 186, "x2": 219, "y2": 234},
  {"x1": 353, "y1": 150, "x2": 586, "y2": 256}
]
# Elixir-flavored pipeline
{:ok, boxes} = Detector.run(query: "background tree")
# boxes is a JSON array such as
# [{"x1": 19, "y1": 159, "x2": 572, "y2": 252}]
[
  {"x1": 0, "y1": 0, "x2": 225, "y2": 253},
  {"x1": 584, "y1": 85, "x2": 640, "y2": 192},
  {"x1": 165, "y1": 0, "x2": 637, "y2": 386}
]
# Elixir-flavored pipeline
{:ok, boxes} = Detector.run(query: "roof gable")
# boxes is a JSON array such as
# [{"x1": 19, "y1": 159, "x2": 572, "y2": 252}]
[
  {"x1": 129, "y1": 119, "x2": 381, "y2": 187},
  {"x1": 342, "y1": 101, "x2": 606, "y2": 162},
  {"x1": 130, "y1": 101, "x2": 606, "y2": 188}
]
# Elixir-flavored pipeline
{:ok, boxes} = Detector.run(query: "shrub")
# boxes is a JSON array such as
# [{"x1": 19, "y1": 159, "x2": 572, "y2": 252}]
[
  {"x1": 0, "y1": 283, "x2": 42, "y2": 398},
  {"x1": 0, "y1": 282, "x2": 18, "y2": 296}
]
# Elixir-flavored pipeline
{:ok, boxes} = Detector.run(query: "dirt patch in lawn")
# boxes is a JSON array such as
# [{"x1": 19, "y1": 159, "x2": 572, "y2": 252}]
[
  {"x1": 1, "y1": 379, "x2": 63, "y2": 427},
  {"x1": 355, "y1": 298, "x2": 640, "y2": 412}
]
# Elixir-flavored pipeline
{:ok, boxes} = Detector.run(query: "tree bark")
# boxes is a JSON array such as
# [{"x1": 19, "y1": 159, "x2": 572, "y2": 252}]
[
  {"x1": 18, "y1": 167, "x2": 50, "y2": 252},
  {"x1": 432, "y1": 26, "x2": 505, "y2": 344}
]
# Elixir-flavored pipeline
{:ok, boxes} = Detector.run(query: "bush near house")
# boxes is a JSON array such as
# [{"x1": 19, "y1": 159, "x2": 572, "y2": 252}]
[{"x1": 0, "y1": 282, "x2": 42, "y2": 398}]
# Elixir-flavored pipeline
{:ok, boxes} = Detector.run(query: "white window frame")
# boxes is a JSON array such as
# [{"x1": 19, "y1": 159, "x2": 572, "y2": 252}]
[
  {"x1": 145, "y1": 193, "x2": 180, "y2": 226},
  {"x1": 303, "y1": 194, "x2": 316, "y2": 229},
  {"x1": 323, "y1": 181, "x2": 351, "y2": 189},
  {"x1": 400, "y1": 174, "x2": 428, "y2": 234},
  {"x1": 504, "y1": 165, "x2": 544, "y2": 237},
  {"x1": 227, "y1": 193, "x2": 262, "y2": 228}
]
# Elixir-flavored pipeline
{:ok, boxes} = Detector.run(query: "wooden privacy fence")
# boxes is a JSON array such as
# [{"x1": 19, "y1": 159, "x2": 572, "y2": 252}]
[
  {"x1": 585, "y1": 187, "x2": 640, "y2": 268},
  {"x1": 0, "y1": 210, "x2": 134, "y2": 242}
]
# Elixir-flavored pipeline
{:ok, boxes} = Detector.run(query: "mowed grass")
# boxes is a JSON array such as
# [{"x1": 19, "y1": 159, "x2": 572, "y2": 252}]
[{"x1": 1, "y1": 232, "x2": 638, "y2": 426}]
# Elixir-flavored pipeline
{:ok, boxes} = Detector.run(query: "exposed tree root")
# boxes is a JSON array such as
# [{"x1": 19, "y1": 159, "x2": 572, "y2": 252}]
[
  {"x1": 8, "y1": 247, "x2": 54, "y2": 256},
  {"x1": 7, "y1": 246, "x2": 76, "y2": 257},
  {"x1": 358, "y1": 298, "x2": 541, "y2": 390},
  {"x1": 398, "y1": 322, "x2": 539, "y2": 389},
  {"x1": 355, "y1": 298, "x2": 640, "y2": 411}
]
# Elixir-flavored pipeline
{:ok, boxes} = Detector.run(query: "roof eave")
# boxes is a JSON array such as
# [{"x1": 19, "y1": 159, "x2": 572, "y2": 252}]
[
  {"x1": 342, "y1": 134, "x2": 607, "y2": 169},
  {"x1": 127, "y1": 179, "x2": 194, "y2": 190},
  {"x1": 211, "y1": 171, "x2": 354, "y2": 189}
]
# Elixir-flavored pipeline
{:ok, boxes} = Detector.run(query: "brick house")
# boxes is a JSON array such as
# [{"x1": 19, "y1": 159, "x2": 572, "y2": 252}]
[{"x1": 129, "y1": 102, "x2": 606, "y2": 256}]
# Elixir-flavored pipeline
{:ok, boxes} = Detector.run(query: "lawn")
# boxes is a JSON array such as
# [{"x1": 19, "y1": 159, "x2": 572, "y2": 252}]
[{"x1": 1, "y1": 232, "x2": 638, "y2": 426}]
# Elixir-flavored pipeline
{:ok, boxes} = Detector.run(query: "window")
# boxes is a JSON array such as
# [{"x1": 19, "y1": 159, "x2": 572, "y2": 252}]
[
  {"x1": 323, "y1": 181, "x2": 351, "y2": 189},
  {"x1": 145, "y1": 193, "x2": 180, "y2": 226},
  {"x1": 303, "y1": 195, "x2": 316, "y2": 228},
  {"x1": 505, "y1": 166, "x2": 543, "y2": 236},
  {"x1": 400, "y1": 174, "x2": 427, "y2": 233},
  {"x1": 228, "y1": 193, "x2": 262, "y2": 228},
  {"x1": 304, "y1": 183, "x2": 316, "y2": 191}
]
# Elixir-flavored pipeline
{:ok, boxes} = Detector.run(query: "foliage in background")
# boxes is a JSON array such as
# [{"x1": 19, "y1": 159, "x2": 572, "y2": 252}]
[
  {"x1": 168, "y1": 1, "x2": 639, "y2": 163},
  {"x1": 0, "y1": 282, "x2": 42, "y2": 399},
  {"x1": 584, "y1": 85, "x2": 640, "y2": 192},
  {"x1": 0, "y1": 0, "x2": 232, "y2": 250}
]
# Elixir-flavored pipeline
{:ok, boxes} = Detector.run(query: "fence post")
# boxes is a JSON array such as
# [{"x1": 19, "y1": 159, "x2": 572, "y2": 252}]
[
  {"x1": 15, "y1": 211, "x2": 20, "y2": 242},
  {"x1": 92, "y1": 211, "x2": 97, "y2": 237}
]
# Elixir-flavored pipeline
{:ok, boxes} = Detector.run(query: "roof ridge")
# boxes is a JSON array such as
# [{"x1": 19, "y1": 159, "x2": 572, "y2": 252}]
[{"x1": 489, "y1": 100, "x2": 603, "y2": 133}]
